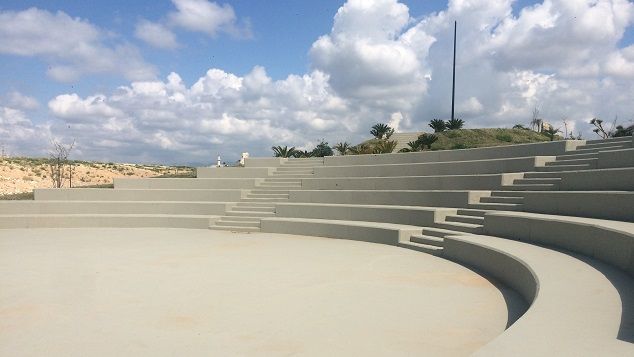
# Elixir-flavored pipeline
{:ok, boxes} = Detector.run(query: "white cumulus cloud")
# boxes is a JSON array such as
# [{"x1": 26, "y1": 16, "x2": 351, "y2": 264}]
[
  {"x1": 135, "y1": 19, "x2": 179, "y2": 49},
  {"x1": 168, "y1": 0, "x2": 251, "y2": 38}
]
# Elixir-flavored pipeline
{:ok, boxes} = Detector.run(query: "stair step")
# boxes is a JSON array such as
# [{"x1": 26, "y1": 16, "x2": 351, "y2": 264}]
[
  {"x1": 398, "y1": 241, "x2": 443, "y2": 256},
  {"x1": 535, "y1": 164, "x2": 591, "y2": 172},
  {"x1": 241, "y1": 198, "x2": 289, "y2": 202},
  {"x1": 275, "y1": 168, "x2": 314, "y2": 173},
  {"x1": 262, "y1": 178, "x2": 303, "y2": 183},
  {"x1": 271, "y1": 174, "x2": 314, "y2": 178},
  {"x1": 410, "y1": 234, "x2": 444, "y2": 247},
  {"x1": 258, "y1": 183, "x2": 301, "y2": 187},
  {"x1": 249, "y1": 190, "x2": 291, "y2": 194},
  {"x1": 490, "y1": 191, "x2": 526, "y2": 197},
  {"x1": 512, "y1": 178, "x2": 561, "y2": 185},
  {"x1": 554, "y1": 152, "x2": 598, "y2": 160},
  {"x1": 235, "y1": 202, "x2": 276, "y2": 208},
  {"x1": 209, "y1": 225, "x2": 260, "y2": 233},
  {"x1": 445, "y1": 215, "x2": 484, "y2": 225},
  {"x1": 568, "y1": 146, "x2": 628, "y2": 154},
  {"x1": 218, "y1": 216, "x2": 264, "y2": 222},
  {"x1": 585, "y1": 136, "x2": 633, "y2": 144},
  {"x1": 576, "y1": 141, "x2": 631, "y2": 149},
  {"x1": 468, "y1": 203, "x2": 523, "y2": 211},
  {"x1": 523, "y1": 171, "x2": 566, "y2": 178},
  {"x1": 456, "y1": 209, "x2": 488, "y2": 217},
  {"x1": 433, "y1": 221, "x2": 484, "y2": 234},
  {"x1": 225, "y1": 210, "x2": 275, "y2": 217},
  {"x1": 547, "y1": 158, "x2": 597, "y2": 167},
  {"x1": 502, "y1": 184, "x2": 557, "y2": 191},
  {"x1": 246, "y1": 193, "x2": 289, "y2": 199},
  {"x1": 422, "y1": 227, "x2": 468, "y2": 238},
  {"x1": 215, "y1": 220, "x2": 260, "y2": 228},
  {"x1": 480, "y1": 196, "x2": 524, "y2": 204}
]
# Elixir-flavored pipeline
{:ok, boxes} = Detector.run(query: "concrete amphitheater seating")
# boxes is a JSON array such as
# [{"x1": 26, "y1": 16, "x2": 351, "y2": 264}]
[{"x1": 1, "y1": 135, "x2": 633, "y2": 354}]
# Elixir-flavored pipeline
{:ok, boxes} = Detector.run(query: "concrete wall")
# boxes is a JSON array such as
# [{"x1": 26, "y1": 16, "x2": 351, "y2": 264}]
[
  {"x1": 261, "y1": 217, "x2": 421, "y2": 246},
  {"x1": 115, "y1": 177, "x2": 261, "y2": 189},
  {"x1": 521, "y1": 192, "x2": 634, "y2": 222},
  {"x1": 301, "y1": 173, "x2": 522, "y2": 191},
  {"x1": 315, "y1": 157, "x2": 552, "y2": 178},
  {"x1": 244, "y1": 158, "x2": 284, "y2": 167},
  {"x1": 598, "y1": 148, "x2": 634, "y2": 169},
  {"x1": 0, "y1": 201, "x2": 229, "y2": 215},
  {"x1": 274, "y1": 203, "x2": 456, "y2": 226},
  {"x1": 484, "y1": 211, "x2": 634, "y2": 276},
  {"x1": 323, "y1": 140, "x2": 580, "y2": 166},
  {"x1": 288, "y1": 190, "x2": 490, "y2": 208},
  {"x1": 34, "y1": 188, "x2": 244, "y2": 202},
  {"x1": 196, "y1": 167, "x2": 272, "y2": 178},
  {"x1": 558, "y1": 168, "x2": 634, "y2": 191}
]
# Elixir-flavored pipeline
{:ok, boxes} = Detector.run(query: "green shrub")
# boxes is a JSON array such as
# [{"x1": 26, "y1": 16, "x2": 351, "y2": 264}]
[{"x1": 496, "y1": 133, "x2": 513, "y2": 142}]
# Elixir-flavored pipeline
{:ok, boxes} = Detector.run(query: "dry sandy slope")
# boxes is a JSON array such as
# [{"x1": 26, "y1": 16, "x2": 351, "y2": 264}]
[{"x1": 0, "y1": 158, "x2": 192, "y2": 195}]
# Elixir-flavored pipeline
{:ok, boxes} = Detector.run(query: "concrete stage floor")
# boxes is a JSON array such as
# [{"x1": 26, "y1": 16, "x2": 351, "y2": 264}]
[{"x1": 0, "y1": 228, "x2": 524, "y2": 356}]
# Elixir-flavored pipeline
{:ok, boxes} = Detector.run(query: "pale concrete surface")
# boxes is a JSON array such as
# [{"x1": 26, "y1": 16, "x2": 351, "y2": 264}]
[{"x1": 0, "y1": 228, "x2": 519, "y2": 356}]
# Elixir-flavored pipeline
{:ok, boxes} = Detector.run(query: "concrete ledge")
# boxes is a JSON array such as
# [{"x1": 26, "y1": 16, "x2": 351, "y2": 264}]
[
  {"x1": 0, "y1": 214, "x2": 218, "y2": 229},
  {"x1": 288, "y1": 190, "x2": 490, "y2": 208},
  {"x1": 114, "y1": 178, "x2": 262, "y2": 189},
  {"x1": 34, "y1": 188, "x2": 244, "y2": 202},
  {"x1": 274, "y1": 203, "x2": 456, "y2": 226},
  {"x1": 315, "y1": 156, "x2": 552, "y2": 178},
  {"x1": 301, "y1": 173, "x2": 522, "y2": 190},
  {"x1": 483, "y1": 211, "x2": 634, "y2": 276},
  {"x1": 261, "y1": 217, "x2": 421, "y2": 245},
  {"x1": 599, "y1": 148, "x2": 634, "y2": 169},
  {"x1": 243, "y1": 157, "x2": 284, "y2": 167},
  {"x1": 521, "y1": 191, "x2": 634, "y2": 222},
  {"x1": 196, "y1": 167, "x2": 272, "y2": 178},
  {"x1": 0, "y1": 201, "x2": 230, "y2": 215},
  {"x1": 324, "y1": 140, "x2": 580, "y2": 166},
  {"x1": 444, "y1": 234, "x2": 634, "y2": 356},
  {"x1": 558, "y1": 167, "x2": 634, "y2": 190}
]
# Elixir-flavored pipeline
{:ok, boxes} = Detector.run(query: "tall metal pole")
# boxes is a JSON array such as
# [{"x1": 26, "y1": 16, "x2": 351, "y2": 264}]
[{"x1": 451, "y1": 20, "x2": 457, "y2": 121}]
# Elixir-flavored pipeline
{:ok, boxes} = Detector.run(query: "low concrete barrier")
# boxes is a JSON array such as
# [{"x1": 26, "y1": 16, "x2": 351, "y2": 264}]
[
  {"x1": 261, "y1": 217, "x2": 421, "y2": 245},
  {"x1": 274, "y1": 203, "x2": 456, "y2": 226},
  {"x1": 34, "y1": 188, "x2": 244, "y2": 202},
  {"x1": 315, "y1": 156, "x2": 552, "y2": 178},
  {"x1": 0, "y1": 214, "x2": 217, "y2": 229},
  {"x1": 115, "y1": 177, "x2": 262, "y2": 189},
  {"x1": 483, "y1": 211, "x2": 634, "y2": 276},
  {"x1": 599, "y1": 148, "x2": 634, "y2": 169},
  {"x1": 243, "y1": 157, "x2": 284, "y2": 167},
  {"x1": 323, "y1": 140, "x2": 580, "y2": 166},
  {"x1": 521, "y1": 191, "x2": 634, "y2": 222},
  {"x1": 196, "y1": 167, "x2": 272, "y2": 178},
  {"x1": 301, "y1": 173, "x2": 522, "y2": 190},
  {"x1": 0, "y1": 201, "x2": 230, "y2": 215},
  {"x1": 558, "y1": 167, "x2": 634, "y2": 190},
  {"x1": 288, "y1": 190, "x2": 490, "y2": 208},
  {"x1": 444, "y1": 234, "x2": 633, "y2": 355}
]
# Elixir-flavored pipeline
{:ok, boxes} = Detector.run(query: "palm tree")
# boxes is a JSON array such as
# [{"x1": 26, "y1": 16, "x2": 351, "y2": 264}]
[
  {"x1": 333, "y1": 142, "x2": 350, "y2": 155},
  {"x1": 271, "y1": 145, "x2": 296, "y2": 158},
  {"x1": 417, "y1": 133, "x2": 438, "y2": 149},
  {"x1": 445, "y1": 117, "x2": 465, "y2": 130},
  {"x1": 373, "y1": 140, "x2": 398, "y2": 154},
  {"x1": 293, "y1": 150, "x2": 314, "y2": 158},
  {"x1": 348, "y1": 143, "x2": 372, "y2": 155},
  {"x1": 542, "y1": 127, "x2": 561, "y2": 141},
  {"x1": 311, "y1": 140, "x2": 333, "y2": 157},
  {"x1": 428, "y1": 119, "x2": 446, "y2": 133},
  {"x1": 370, "y1": 123, "x2": 394, "y2": 140},
  {"x1": 398, "y1": 140, "x2": 423, "y2": 153}
]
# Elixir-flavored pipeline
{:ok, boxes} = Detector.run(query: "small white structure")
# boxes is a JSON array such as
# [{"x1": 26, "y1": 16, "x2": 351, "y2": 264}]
[
  {"x1": 239, "y1": 152, "x2": 250, "y2": 167},
  {"x1": 216, "y1": 155, "x2": 221, "y2": 168}
]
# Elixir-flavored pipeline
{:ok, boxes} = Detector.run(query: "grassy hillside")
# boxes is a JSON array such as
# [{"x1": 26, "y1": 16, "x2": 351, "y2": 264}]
[
  {"x1": 362, "y1": 128, "x2": 555, "y2": 151},
  {"x1": 430, "y1": 128, "x2": 554, "y2": 150}
]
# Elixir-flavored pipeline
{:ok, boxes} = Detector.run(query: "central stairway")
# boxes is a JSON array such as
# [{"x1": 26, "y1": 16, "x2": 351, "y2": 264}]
[{"x1": 209, "y1": 158, "x2": 323, "y2": 232}]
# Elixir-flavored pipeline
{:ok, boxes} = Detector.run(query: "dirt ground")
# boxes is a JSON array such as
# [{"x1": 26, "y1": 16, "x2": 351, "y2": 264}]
[{"x1": 0, "y1": 157, "x2": 192, "y2": 195}]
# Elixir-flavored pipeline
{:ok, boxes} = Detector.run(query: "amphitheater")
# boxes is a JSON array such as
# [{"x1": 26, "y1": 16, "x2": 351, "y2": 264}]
[{"x1": 1, "y1": 136, "x2": 633, "y2": 356}]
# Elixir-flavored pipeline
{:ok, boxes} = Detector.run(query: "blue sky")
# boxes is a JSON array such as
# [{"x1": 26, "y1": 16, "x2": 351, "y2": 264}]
[{"x1": 1, "y1": 0, "x2": 633, "y2": 164}]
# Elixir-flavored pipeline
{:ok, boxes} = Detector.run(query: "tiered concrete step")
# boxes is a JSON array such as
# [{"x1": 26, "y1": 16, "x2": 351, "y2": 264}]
[
  {"x1": 269, "y1": 173, "x2": 314, "y2": 178},
  {"x1": 0, "y1": 214, "x2": 215, "y2": 229},
  {"x1": 554, "y1": 152, "x2": 600, "y2": 160},
  {"x1": 275, "y1": 167, "x2": 314, "y2": 173},
  {"x1": 245, "y1": 193, "x2": 289, "y2": 199},
  {"x1": 565, "y1": 145, "x2": 629, "y2": 155},
  {"x1": 546, "y1": 158, "x2": 597, "y2": 168},
  {"x1": 502, "y1": 183, "x2": 558, "y2": 191},
  {"x1": 407, "y1": 223, "x2": 484, "y2": 256},
  {"x1": 480, "y1": 195, "x2": 524, "y2": 204},
  {"x1": 433, "y1": 220, "x2": 484, "y2": 234},
  {"x1": 512, "y1": 177, "x2": 561, "y2": 185},
  {"x1": 209, "y1": 217, "x2": 261, "y2": 232},
  {"x1": 535, "y1": 164, "x2": 591, "y2": 172},
  {"x1": 469, "y1": 192, "x2": 524, "y2": 211}
]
